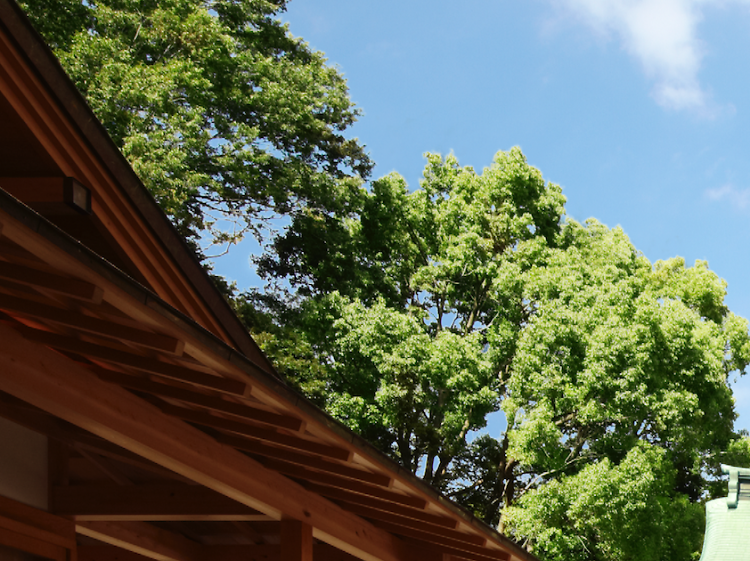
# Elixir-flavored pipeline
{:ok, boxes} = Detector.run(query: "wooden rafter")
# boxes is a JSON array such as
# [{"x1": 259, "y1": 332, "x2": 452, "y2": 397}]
[
  {"x1": 263, "y1": 462, "x2": 427, "y2": 509},
  {"x1": 77, "y1": 521, "x2": 202, "y2": 561},
  {"x1": 0, "y1": 261, "x2": 103, "y2": 302},
  {"x1": 159, "y1": 404, "x2": 349, "y2": 460},
  {"x1": 52, "y1": 484, "x2": 270, "y2": 521},
  {"x1": 18, "y1": 326, "x2": 245, "y2": 395},
  {"x1": 98, "y1": 371, "x2": 302, "y2": 431},
  {"x1": 376, "y1": 522, "x2": 510, "y2": 561},
  {"x1": 340, "y1": 503, "x2": 486, "y2": 546},
  {"x1": 0, "y1": 292, "x2": 184, "y2": 354},
  {"x1": 257, "y1": 456, "x2": 391, "y2": 489},
  {"x1": 301, "y1": 483, "x2": 457, "y2": 529},
  {"x1": 216, "y1": 432, "x2": 391, "y2": 486}
]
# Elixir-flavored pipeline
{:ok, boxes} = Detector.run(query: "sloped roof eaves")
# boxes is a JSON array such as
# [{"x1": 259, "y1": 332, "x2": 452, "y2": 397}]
[
  {"x1": 0, "y1": 0, "x2": 272, "y2": 371},
  {"x1": 0, "y1": 187, "x2": 537, "y2": 561}
]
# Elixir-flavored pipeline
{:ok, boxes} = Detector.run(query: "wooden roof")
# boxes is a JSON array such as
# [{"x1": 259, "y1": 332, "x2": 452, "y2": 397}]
[{"x1": 0, "y1": 2, "x2": 539, "y2": 561}]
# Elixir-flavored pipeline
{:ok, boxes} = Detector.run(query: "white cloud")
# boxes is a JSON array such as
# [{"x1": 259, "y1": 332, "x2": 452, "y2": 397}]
[
  {"x1": 554, "y1": 0, "x2": 749, "y2": 113},
  {"x1": 705, "y1": 184, "x2": 750, "y2": 209}
]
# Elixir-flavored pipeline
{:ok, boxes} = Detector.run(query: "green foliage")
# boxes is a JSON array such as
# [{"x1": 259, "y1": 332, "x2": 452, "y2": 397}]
[
  {"x1": 19, "y1": 0, "x2": 91, "y2": 49},
  {"x1": 22, "y1": 2, "x2": 745, "y2": 557},
  {"x1": 252, "y1": 148, "x2": 567, "y2": 483},
  {"x1": 505, "y1": 443, "x2": 705, "y2": 561},
  {"x1": 326, "y1": 295, "x2": 498, "y2": 472},
  {"x1": 246, "y1": 149, "x2": 750, "y2": 561},
  {"x1": 20, "y1": 0, "x2": 370, "y2": 247},
  {"x1": 234, "y1": 290, "x2": 330, "y2": 407}
]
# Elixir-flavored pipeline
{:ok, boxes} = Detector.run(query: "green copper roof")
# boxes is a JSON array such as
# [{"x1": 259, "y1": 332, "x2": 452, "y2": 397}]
[{"x1": 699, "y1": 465, "x2": 750, "y2": 561}]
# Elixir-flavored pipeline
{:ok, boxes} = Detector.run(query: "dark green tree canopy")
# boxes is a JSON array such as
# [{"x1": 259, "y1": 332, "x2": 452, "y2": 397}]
[{"x1": 21, "y1": 0, "x2": 371, "y2": 248}]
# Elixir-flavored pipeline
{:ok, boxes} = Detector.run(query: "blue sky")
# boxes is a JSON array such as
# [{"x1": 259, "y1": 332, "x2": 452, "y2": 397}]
[{"x1": 210, "y1": 0, "x2": 750, "y2": 432}]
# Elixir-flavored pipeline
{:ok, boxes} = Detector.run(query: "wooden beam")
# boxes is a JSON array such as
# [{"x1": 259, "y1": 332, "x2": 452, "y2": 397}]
[
  {"x1": 159, "y1": 404, "x2": 350, "y2": 461},
  {"x1": 18, "y1": 326, "x2": 245, "y2": 395},
  {"x1": 216, "y1": 433, "x2": 391, "y2": 486},
  {"x1": 79, "y1": 544, "x2": 363, "y2": 561},
  {"x1": 263, "y1": 461, "x2": 427, "y2": 509},
  {"x1": 302, "y1": 483, "x2": 457, "y2": 529},
  {"x1": 76, "y1": 446, "x2": 133, "y2": 485},
  {"x1": 52, "y1": 484, "x2": 270, "y2": 521},
  {"x1": 372, "y1": 522, "x2": 509, "y2": 561},
  {"x1": 0, "y1": 261, "x2": 103, "y2": 302},
  {"x1": 0, "y1": 293, "x2": 184, "y2": 354},
  {"x1": 280, "y1": 520, "x2": 312, "y2": 561},
  {"x1": 259, "y1": 456, "x2": 392, "y2": 489},
  {"x1": 0, "y1": 396, "x2": 199, "y2": 485},
  {"x1": 0, "y1": 500, "x2": 75, "y2": 561},
  {"x1": 0, "y1": 494, "x2": 76, "y2": 549},
  {"x1": 0, "y1": 524, "x2": 67, "y2": 561},
  {"x1": 97, "y1": 372, "x2": 302, "y2": 431},
  {"x1": 338, "y1": 503, "x2": 486, "y2": 546},
  {"x1": 76, "y1": 521, "x2": 201, "y2": 561},
  {"x1": 0, "y1": 323, "x2": 411, "y2": 561},
  {"x1": 79, "y1": 546, "x2": 153, "y2": 561}
]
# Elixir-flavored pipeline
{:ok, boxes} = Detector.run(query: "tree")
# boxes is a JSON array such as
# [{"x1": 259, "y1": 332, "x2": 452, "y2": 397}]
[
  {"x1": 20, "y1": 0, "x2": 370, "y2": 249},
  {"x1": 245, "y1": 148, "x2": 750, "y2": 561},
  {"x1": 505, "y1": 443, "x2": 705, "y2": 561}
]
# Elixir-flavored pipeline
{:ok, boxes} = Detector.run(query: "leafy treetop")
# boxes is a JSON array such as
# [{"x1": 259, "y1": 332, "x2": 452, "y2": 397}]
[
  {"x1": 244, "y1": 148, "x2": 750, "y2": 561},
  {"x1": 21, "y1": 0, "x2": 371, "y2": 250}
]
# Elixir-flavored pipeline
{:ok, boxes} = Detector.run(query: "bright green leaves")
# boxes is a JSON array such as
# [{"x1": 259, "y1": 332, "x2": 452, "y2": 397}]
[
  {"x1": 321, "y1": 296, "x2": 497, "y2": 474},
  {"x1": 22, "y1": 0, "x2": 370, "y2": 249},
  {"x1": 725, "y1": 313, "x2": 750, "y2": 374},
  {"x1": 649, "y1": 258, "x2": 728, "y2": 323},
  {"x1": 242, "y1": 148, "x2": 746, "y2": 561},
  {"x1": 253, "y1": 148, "x2": 565, "y2": 486},
  {"x1": 407, "y1": 149, "x2": 565, "y2": 334},
  {"x1": 510, "y1": 217, "x2": 740, "y2": 458},
  {"x1": 505, "y1": 443, "x2": 704, "y2": 561},
  {"x1": 501, "y1": 219, "x2": 744, "y2": 559}
]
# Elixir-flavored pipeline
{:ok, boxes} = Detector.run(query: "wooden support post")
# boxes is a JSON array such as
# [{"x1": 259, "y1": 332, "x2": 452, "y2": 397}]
[
  {"x1": 48, "y1": 439, "x2": 69, "y2": 511},
  {"x1": 280, "y1": 520, "x2": 313, "y2": 561},
  {"x1": 48, "y1": 439, "x2": 69, "y2": 486}
]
